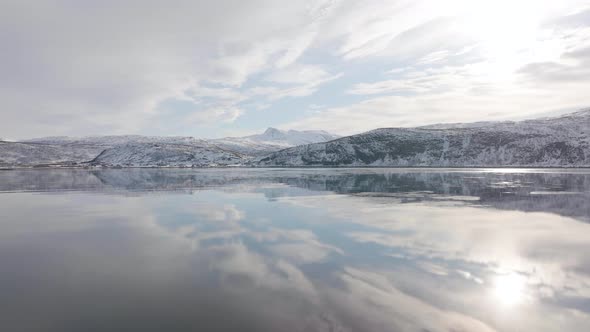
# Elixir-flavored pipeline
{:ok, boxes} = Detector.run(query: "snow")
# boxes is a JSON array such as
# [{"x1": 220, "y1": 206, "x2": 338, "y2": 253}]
[
  {"x1": 2, "y1": 128, "x2": 339, "y2": 167},
  {"x1": 3, "y1": 111, "x2": 588, "y2": 167},
  {"x1": 259, "y1": 110, "x2": 590, "y2": 167},
  {"x1": 90, "y1": 142, "x2": 246, "y2": 167},
  {"x1": 0, "y1": 141, "x2": 105, "y2": 167},
  {"x1": 211, "y1": 128, "x2": 340, "y2": 155}
]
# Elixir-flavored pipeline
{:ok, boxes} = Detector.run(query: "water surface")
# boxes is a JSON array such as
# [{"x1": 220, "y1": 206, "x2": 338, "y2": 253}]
[{"x1": 1, "y1": 168, "x2": 590, "y2": 332}]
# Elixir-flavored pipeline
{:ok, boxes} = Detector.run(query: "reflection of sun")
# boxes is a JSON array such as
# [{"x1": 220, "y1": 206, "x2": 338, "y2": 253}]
[{"x1": 493, "y1": 273, "x2": 526, "y2": 306}]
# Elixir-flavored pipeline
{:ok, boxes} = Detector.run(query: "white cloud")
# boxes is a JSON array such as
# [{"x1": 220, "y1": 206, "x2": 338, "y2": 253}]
[
  {"x1": 0, "y1": 0, "x2": 332, "y2": 138},
  {"x1": 285, "y1": 86, "x2": 590, "y2": 135},
  {"x1": 284, "y1": 5, "x2": 590, "y2": 135},
  {"x1": 266, "y1": 64, "x2": 332, "y2": 85},
  {"x1": 1, "y1": 0, "x2": 589, "y2": 138}
]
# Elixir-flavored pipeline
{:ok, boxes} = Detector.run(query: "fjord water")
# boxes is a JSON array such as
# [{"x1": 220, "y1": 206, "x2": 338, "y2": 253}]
[{"x1": 1, "y1": 169, "x2": 589, "y2": 332}]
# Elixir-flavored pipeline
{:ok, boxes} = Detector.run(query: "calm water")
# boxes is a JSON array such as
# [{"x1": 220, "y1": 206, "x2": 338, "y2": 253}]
[{"x1": 1, "y1": 168, "x2": 590, "y2": 332}]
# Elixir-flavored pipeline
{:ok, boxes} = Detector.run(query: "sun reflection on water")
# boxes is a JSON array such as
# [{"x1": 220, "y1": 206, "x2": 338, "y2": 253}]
[{"x1": 492, "y1": 273, "x2": 527, "y2": 307}]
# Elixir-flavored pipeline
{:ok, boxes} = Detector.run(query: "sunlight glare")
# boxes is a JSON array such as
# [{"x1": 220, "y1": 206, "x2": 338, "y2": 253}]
[
  {"x1": 449, "y1": 0, "x2": 560, "y2": 80},
  {"x1": 493, "y1": 273, "x2": 526, "y2": 306}
]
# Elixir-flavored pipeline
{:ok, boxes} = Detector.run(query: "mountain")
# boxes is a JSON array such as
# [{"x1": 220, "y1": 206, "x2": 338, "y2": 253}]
[
  {"x1": 0, "y1": 141, "x2": 105, "y2": 167},
  {"x1": 211, "y1": 128, "x2": 340, "y2": 155},
  {"x1": 22, "y1": 135, "x2": 207, "y2": 146},
  {"x1": 258, "y1": 110, "x2": 590, "y2": 167},
  {"x1": 1, "y1": 128, "x2": 338, "y2": 167},
  {"x1": 89, "y1": 142, "x2": 245, "y2": 167},
  {"x1": 4, "y1": 111, "x2": 589, "y2": 168}
]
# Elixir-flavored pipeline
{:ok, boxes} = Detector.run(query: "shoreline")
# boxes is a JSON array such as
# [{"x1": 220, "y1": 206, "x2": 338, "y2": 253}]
[{"x1": 2, "y1": 165, "x2": 590, "y2": 170}]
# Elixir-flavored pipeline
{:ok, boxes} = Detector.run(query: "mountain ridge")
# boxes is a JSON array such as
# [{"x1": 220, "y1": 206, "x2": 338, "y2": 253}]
[
  {"x1": 1, "y1": 128, "x2": 339, "y2": 167},
  {"x1": 2, "y1": 110, "x2": 589, "y2": 167},
  {"x1": 211, "y1": 128, "x2": 340, "y2": 156},
  {"x1": 258, "y1": 109, "x2": 590, "y2": 167}
]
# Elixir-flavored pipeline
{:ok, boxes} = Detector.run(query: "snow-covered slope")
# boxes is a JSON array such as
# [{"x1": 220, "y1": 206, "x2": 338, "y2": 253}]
[
  {"x1": 0, "y1": 141, "x2": 105, "y2": 167},
  {"x1": 4, "y1": 111, "x2": 589, "y2": 167},
  {"x1": 10, "y1": 136, "x2": 213, "y2": 166},
  {"x1": 258, "y1": 110, "x2": 590, "y2": 167},
  {"x1": 24, "y1": 129, "x2": 339, "y2": 156},
  {"x1": 2, "y1": 128, "x2": 338, "y2": 167},
  {"x1": 212, "y1": 128, "x2": 340, "y2": 155},
  {"x1": 23, "y1": 135, "x2": 207, "y2": 146},
  {"x1": 90, "y1": 142, "x2": 245, "y2": 167}
]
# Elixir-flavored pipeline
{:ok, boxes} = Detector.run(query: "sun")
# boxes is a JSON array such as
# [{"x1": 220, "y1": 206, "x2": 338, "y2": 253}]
[
  {"x1": 445, "y1": 0, "x2": 561, "y2": 80},
  {"x1": 492, "y1": 273, "x2": 526, "y2": 306}
]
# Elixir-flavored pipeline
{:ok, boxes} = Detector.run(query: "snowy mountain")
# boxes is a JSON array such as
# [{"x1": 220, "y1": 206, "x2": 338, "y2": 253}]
[
  {"x1": 0, "y1": 141, "x2": 105, "y2": 167},
  {"x1": 0, "y1": 128, "x2": 338, "y2": 167},
  {"x1": 212, "y1": 128, "x2": 340, "y2": 155},
  {"x1": 90, "y1": 143, "x2": 246, "y2": 167},
  {"x1": 3, "y1": 111, "x2": 589, "y2": 167},
  {"x1": 22, "y1": 135, "x2": 208, "y2": 146},
  {"x1": 258, "y1": 109, "x2": 590, "y2": 167}
]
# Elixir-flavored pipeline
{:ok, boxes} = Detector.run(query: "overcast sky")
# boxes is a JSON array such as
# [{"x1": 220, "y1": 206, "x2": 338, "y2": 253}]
[{"x1": 2, "y1": 0, "x2": 590, "y2": 139}]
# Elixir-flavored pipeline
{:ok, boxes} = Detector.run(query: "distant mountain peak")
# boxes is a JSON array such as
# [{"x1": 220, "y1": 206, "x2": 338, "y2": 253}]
[
  {"x1": 262, "y1": 127, "x2": 285, "y2": 138},
  {"x1": 209, "y1": 128, "x2": 340, "y2": 156}
]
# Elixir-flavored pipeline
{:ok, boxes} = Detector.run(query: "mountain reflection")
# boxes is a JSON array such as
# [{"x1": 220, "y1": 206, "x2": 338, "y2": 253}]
[
  {"x1": 1, "y1": 168, "x2": 589, "y2": 221},
  {"x1": 1, "y1": 168, "x2": 590, "y2": 331}
]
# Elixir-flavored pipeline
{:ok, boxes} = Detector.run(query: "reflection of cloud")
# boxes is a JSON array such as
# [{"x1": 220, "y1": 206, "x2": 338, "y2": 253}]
[
  {"x1": 1, "y1": 190, "x2": 359, "y2": 331},
  {"x1": 254, "y1": 228, "x2": 343, "y2": 264},
  {"x1": 271, "y1": 243, "x2": 332, "y2": 264},
  {"x1": 152, "y1": 201, "x2": 246, "y2": 245},
  {"x1": 197, "y1": 240, "x2": 354, "y2": 332},
  {"x1": 329, "y1": 268, "x2": 497, "y2": 332},
  {"x1": 5, "y1": 169, "x2": 590, "y2": 331},
  {"x1": 212, "y1": 242, "x2": 271, "y2": 283},
  {"x1": 350, "y1": 203, "x2": 590, "y2": 294},
  {"x1": 417, "y1": 261, "x2": 449, "y2": 276},
  {"x1": 133, "y1": 178, "x2": 590, "y2": 330},
  {"x1": 206, "y1": 243, "x2": 322, "y2": 311},
  {"x1": 196, "y1": 204, "x2": 245, "y2": 224},
  {"x1": 457, "y1": 270, "x2": 484, "y2": 284},
  {"x1": 280, "y1": 192, "x2": 590, "y2": 327}
]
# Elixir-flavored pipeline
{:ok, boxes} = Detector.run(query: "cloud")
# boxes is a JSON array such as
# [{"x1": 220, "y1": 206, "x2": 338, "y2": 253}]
[
  {"x1": 0, "y1": 0, "x2": 334, "y2": 138},
  {"x1": 264, "y1": 66, "x2": 343, "y2": 100},
  {"x1": 266, "y1": 64, "x2": 333, "y2": 85},
  {"x1": 320, "y1": 1, "x2": 459, "y2": 60},
  {"x1": 2, "y1": 0, "x2": 590, "y2": 138},
  {"x1": 284, "y1": 6, "x2": 590, "y2": 135},
  {"x1": 518, "y1": 46, "x2": 590, "y2": 83}
]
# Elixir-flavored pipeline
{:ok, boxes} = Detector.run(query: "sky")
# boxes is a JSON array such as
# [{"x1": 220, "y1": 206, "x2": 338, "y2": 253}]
[{"x1": 1, "y1": 0, "x2": 590, "y2": 140}]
